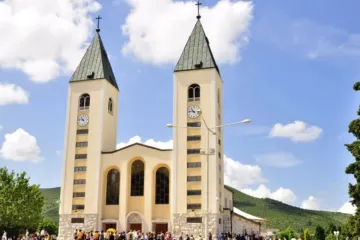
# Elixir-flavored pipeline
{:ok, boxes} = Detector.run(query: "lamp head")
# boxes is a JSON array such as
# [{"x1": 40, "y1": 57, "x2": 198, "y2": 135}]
[
  {"x1": 241, "y1": 119, "x2": 251, "y2": 124},
  {"x1": 166, "y1": 124, "x2": 174, "y2": 128}
]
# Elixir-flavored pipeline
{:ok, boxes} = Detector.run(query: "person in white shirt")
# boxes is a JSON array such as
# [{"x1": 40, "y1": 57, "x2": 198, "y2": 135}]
[
  {"x1": 1, "y1": 231, "x2": 6, "y2": 240},
  {"x1": 133, "y1": 230, "x2": 138, "y2": 240}
]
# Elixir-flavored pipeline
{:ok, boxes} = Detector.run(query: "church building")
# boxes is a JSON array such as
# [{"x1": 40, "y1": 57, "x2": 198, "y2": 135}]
[{"x1": 58, "y1": 11, "x2": 266, "y2": 240}]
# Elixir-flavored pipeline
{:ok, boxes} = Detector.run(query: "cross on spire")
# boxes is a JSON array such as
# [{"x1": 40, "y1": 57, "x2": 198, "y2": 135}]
[
  {"x1": 195, "y1": 1, "x2": 202, "y2": 19},
  {"x1": 96, "y1": 15, "x2": 102, "y2": 32}
]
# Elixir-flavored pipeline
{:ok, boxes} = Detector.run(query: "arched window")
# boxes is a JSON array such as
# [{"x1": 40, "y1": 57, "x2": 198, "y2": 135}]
[
  {"x1": 108, "y1": 98, "x2": 113, "y2": 113},
  {"x1": 155, "y1": 167, "x2": 169, "y2": 204},
  {"x1": 188, "y1": 84, "x2": 200, "y2": 102},
  {"x1": 106, "y1": 169, "x2": 120, "y2": 205},
  {"x1": 131, "y1": 160, "x2": 144, "y2": 196},
  {"x1": 79, "y1": 94, "x2": 90, "y2": 110}
]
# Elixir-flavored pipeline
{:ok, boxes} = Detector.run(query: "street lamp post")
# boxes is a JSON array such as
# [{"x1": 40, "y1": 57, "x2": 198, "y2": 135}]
[
  {"x1": 333, "y1": 231, "x2": 339, "y2": 240},
  {"x1": 167, "y1": 110, "x2": 250, "y2": 239}
]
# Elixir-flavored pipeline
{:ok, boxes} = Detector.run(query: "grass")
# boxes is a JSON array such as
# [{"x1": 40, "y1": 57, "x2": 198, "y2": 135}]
[{"x1": 40, "y1": 186, "x2": 350, "y2": 232}]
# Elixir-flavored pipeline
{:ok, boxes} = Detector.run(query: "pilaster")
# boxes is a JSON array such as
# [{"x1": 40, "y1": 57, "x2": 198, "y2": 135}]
[
  {"x1": 119, "y1": 166, "x2": 128, "y2": 231},
  {"x1": 143, "y1": 164, "x2": 153, "y2": 232}
]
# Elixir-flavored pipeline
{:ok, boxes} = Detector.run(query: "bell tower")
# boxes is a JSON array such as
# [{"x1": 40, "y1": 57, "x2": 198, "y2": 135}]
[
  {"x1": 58, "y1": 24, "x2": 119, "y2": 240},
  {"x1": 172, "y1": 14, "x2": 224, "y2": 237}
]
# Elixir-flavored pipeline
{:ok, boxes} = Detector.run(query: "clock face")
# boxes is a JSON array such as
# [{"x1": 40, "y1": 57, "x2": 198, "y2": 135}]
[
  {"x1": 77, "y1": 114, "x2": 89, "y2": 127},
  {"x1": 187, "y1": 105, "x2": 201, "y2": 119}
]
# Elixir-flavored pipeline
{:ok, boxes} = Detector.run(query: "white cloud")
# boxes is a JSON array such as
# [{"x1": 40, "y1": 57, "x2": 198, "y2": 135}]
[
  {"x1": 0, "y1": 128, "x2": 43, "y2": 163},
  {"x1": 254, "y1": 152, "x2": 302, "y2": 168},
  {"x1": 0, "y1": 0, "x2": 101, "y2": 82},
  {"x1": 255, "y1": 17, "x2": 360, "y2": 63},
  {"x1": 224, "y1": 155, "x2": 267, "y2": 189},
  {"x1": 0, "y1": 83, "x2": 29, "y2": 106},
  {"x1": 241, "y1": 184, "x2": 297, "y2": 205},
  {"x1": 338, "y1": 202, "x2": 356, "y2": 215},
  {"x1": 269, "y1": 121, "x2": 323, "y2": 142},
  {"x1": 117, "y1": 136, "x2": 173, "y2": 149},
  {"x1": 121, "y1": 0, "x2": 253, "y2": 65},
  {"x1": 293, "y1": 20, "x2": 360, "y2": 60},
  {"x1": 223, "y1": 155, "x2": 296, "y2": 205},
  {"x1": 301, "y1": 196, "x2": 320, "y2": 210},
  {"x1": 56, "y1": 150, "x2": 61, "y2": 157},
  {"x1": 0, "y1": 126, "x2": 2, "y2": 131}
]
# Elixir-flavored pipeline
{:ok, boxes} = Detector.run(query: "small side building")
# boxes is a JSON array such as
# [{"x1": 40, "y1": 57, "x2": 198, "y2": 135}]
[{"x1": 222, "y1": 186, "x2": 268, "y2": 235}]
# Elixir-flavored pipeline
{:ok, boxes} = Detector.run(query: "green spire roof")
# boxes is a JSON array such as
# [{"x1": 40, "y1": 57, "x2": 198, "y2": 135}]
[
  {"x1": 174, "y1": 20, "x2": 219, "y2": 74},
  {"x1": 70, "y1": 32, "x2": 118, "y2": 90}
]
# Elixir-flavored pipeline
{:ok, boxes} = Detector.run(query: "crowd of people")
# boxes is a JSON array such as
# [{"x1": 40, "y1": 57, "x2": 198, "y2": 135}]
[
  {"x1": 71, "y1": 229, "x2": 264, "y2": 240},
  {"x1": 2, "y1": 229, "x2": 265, "y2": 240},
  {"x1": 73, "y1": 229, "x2": 172, "y2": 240},
  {"x1": 2, "y1": 229, "x2": 56, "y2": 240}
]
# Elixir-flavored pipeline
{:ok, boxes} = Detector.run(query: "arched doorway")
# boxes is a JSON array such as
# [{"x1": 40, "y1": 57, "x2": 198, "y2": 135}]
[
  {"x1": 127, "y1": 212, "x2": 143, "y2": 231},
  {"x1": 152, "y1": 218, "x2": 169, "y2": 233}
]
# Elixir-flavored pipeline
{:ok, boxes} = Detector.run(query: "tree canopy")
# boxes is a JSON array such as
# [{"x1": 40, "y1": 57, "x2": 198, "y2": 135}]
[
  {"x1": 279, "y1": 226, "x2": 296, "y2": 240},
  {"x1": 38, "y1": 219, "x2": 58, "y2": 236},
  {"x1": 0, "y1": 168, "x2": 44, "y2": 231},
  {"x1": 304, "y1": 229, "x2": 310, "y2": 240},
  {"x1": 344, "y1": 82, "x2": 360, "y2": 237},
  {"x1": 315, "y1": 225, "x2": 326, "y2": 240}
]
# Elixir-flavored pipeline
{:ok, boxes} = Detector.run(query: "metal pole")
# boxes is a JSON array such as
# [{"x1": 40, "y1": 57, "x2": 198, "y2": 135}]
[{"x1": 204, "y1": 126, "x2": 209, "y2": 240}]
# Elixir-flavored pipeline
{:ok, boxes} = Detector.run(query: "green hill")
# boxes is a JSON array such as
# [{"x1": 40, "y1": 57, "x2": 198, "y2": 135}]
[
  {"x1": 40, "y1": 186, "x2": 349, "y2": 232},
  {"x1": 40, "y1": 187, "x2": 61, "y2": 224},
  {"x1": 229, "y1": 186, "x2": 349, "y2": 232}
]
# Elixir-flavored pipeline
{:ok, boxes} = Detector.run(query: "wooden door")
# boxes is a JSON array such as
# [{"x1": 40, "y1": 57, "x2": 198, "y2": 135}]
[
  {"x1": 155, "y1": 223, "x2": 168, "y2": 233},
  {"x1": 105, "y1": 223, "x2": 116, "y2": 230},
  {"x1": 129, "y1": 223, "x2": 142, "y2": 231}
]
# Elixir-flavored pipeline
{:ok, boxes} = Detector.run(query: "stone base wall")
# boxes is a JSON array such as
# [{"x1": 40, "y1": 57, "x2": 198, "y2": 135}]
[
  {"x1": 232, "y1": 215, "x2": 261, "y2": 235},
  {"x1": 172, "y1": 213, "x2": 220, "y2": 239},
  {"x1": 58, "y1": 214, "x2": 98, "y2": 240},
  {"x1": 223, "y1": 214, "x2": 231, "y2": 233}
]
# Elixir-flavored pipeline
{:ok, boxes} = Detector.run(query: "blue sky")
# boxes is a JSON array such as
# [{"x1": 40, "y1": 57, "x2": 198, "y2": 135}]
[{"x1": 0, "y1": 0, "x2": 359, "y2": 213}]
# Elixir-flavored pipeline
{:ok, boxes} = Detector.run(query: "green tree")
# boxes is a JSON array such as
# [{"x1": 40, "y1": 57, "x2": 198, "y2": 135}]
[
  {"x1": 304, "y1": 229, "x2": 311, "y2": 240},
  {"x1": 38, "y1": 219, "x2": 58, "y2": 235},
  {"x1": 315, "y1": 225, "x2": 326, "y2": 240},
  {"x1": 0, "y1": 168, "x2": 44, "y2": 231},
  {"x1": 325, "y1": 233, "x2": 335, "y2": 240},
  {"x1": 326, "y1": 223, "x2": 337, "y2": 235},
  {"x1": 342, "y1": 217, "x2": 357, "y2": 239},
  {"x1": 344, "y1": 81, "x2": 360, "y2": 237},
  {"x1": 299, "y1": 228, "x2": 304, "y2": 240},
  {"x1": 279, "y1": 227, "x2": 296, "y2": 240}
]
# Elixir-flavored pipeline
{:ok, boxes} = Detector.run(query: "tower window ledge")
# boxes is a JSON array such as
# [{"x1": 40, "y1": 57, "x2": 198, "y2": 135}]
[
  {"x1": 188, "y1": 98, "x2": 200, "y2": 102},
  {"x1": 79, "y1": 106, "x2": 89, "y2": 111}
]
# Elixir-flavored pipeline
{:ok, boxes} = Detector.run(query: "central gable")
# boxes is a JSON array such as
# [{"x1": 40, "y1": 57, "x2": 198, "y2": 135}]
[{"x1": 101, "y1": 143, "x2": 173, "y2": 166}]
